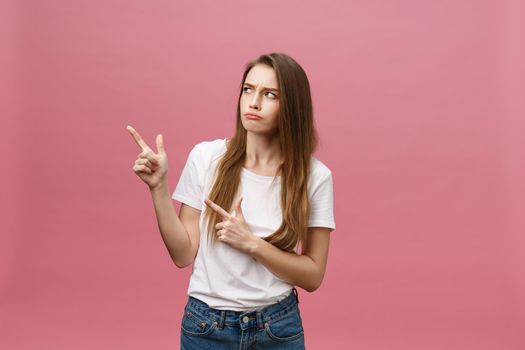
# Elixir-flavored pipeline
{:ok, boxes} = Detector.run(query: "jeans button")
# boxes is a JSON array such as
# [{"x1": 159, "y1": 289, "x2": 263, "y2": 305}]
[{"x1": 242, "y1": 316, "x2": 249, "y2": 323}]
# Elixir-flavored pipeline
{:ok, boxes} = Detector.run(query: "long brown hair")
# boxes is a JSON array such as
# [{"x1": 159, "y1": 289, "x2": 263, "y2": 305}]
[{"x1": 203, "y1": 52, "x2": 318, "y2": 252}]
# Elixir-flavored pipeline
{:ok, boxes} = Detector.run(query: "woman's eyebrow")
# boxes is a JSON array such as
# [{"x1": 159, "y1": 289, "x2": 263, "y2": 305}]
[{"x1": 243, "y1": 82, "x2": 279, "y2": 92}]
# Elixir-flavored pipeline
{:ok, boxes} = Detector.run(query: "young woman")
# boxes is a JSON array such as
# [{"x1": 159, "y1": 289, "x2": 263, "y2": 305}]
[{"x1": 126, "y1": 52, "x2": 336, "y2": 349}]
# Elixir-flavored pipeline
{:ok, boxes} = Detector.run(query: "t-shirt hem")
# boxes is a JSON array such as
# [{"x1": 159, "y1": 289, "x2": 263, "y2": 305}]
[
  {"x1": 308, "y1": 221, "x2": 336, "y2": 230},
  {"x1": 171, "y1": 193, "x2": 202, "y2": 210},
  {"x1": 188, "y1": 288, "x2": 294, "y2": 311}
]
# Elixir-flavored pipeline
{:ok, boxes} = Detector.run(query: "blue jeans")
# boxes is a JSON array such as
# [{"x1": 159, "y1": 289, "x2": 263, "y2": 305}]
[{"x1": 180, "y1": 288, "x2": 305, "y2": 349}]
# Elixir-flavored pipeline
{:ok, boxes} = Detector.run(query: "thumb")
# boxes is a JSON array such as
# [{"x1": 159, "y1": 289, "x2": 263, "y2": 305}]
[
  {"x1": 235, "y1": 196, "x2": 244, "y2": 216},
  {"x1": 156, "y1": 134, "x2": 165, "y2": 154}
]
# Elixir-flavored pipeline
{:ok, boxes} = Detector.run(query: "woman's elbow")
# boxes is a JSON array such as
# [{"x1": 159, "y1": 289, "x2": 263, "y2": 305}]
[
  {"x1": 172, "y1": 257, "x2": 193, "y2": 269},
  {"x1": 302, "y1": 275, "x2": 324, "y2": 292}
]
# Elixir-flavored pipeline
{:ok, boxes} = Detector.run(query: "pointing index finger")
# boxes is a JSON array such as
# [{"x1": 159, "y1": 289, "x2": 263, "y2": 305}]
[
  {"x1": 205, "y1": 199, "x2": 231, "y2": 219},
  {"x1": 126, "y1": 125, "x2": 152, "y2": 152}
]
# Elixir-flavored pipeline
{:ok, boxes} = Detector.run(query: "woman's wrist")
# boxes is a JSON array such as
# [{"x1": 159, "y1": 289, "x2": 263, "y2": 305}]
[
  {"x1": 246, "y1": 236, "x2": 263, "y2": 256},
  {"x1": 149, "y1": 181, "x2": 169, "y2": 193}
]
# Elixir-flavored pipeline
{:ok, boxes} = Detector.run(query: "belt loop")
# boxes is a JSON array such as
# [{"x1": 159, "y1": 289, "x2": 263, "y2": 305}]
[
  {"x1": 292, "y1": 287, "x2": 299, "y2": 304},
  {"x1": 218, "y1": 310, "x2": 226, "y2": 329},
  {"x1": 256, "y1": 310, "x2": 264, "y2": 330}
]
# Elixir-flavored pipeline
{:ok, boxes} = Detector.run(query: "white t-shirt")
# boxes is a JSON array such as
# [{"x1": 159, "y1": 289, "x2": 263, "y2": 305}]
[{"x1": 172, "y1": 138, "x2": 336, "y2": 311}]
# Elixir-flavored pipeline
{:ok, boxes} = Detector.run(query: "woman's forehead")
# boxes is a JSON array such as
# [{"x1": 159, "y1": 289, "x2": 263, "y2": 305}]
[{"x1": 245, "y1": 65, "x2": 278, "y2": 88}]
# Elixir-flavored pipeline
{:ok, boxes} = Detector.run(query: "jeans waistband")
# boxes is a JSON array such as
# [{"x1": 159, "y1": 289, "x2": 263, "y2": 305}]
[{"x1": 185, "y1": 288, "x2": 300, "y2": 330}]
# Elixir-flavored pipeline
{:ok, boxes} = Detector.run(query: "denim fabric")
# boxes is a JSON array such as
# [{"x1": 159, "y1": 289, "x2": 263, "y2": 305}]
[{"x1": 180, "y1": 288, "x2": 305, "y2": 349}]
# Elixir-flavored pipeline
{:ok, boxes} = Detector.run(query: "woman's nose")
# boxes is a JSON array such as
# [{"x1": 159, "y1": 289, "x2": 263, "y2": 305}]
[{"x1": 249, "y1": 92, "x2": 261, "y2": 110}]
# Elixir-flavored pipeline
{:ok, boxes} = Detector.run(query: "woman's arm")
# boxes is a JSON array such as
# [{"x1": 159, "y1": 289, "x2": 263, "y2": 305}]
[
  {"x1": 150, "y1": 183, "x2": 198, "y2": 268},
  {"x1": 204, "y1": 197, "x2": 332, "y2": 292},
  {"x1": 248, "y1": 227, "x2": 331, "y2": 292}
]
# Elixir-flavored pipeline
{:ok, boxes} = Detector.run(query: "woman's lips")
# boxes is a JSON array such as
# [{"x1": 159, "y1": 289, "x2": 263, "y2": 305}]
[{"x1": 245, "y1": 114, "x2": 262, "y2": 120}]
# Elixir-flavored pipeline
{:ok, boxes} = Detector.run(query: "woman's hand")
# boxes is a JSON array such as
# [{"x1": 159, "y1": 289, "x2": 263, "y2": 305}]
[
  {"x1": 126, "y1": 125, "x2": 168, "y2": 190},
  {"x1": 204, "y1": 196, "x2": 260, "y2": 254}
]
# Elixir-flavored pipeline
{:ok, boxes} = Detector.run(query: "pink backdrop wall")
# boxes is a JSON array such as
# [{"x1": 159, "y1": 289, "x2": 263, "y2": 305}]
[{"x1": 2, "y1": 0, "x2": 524, "y2": 349}]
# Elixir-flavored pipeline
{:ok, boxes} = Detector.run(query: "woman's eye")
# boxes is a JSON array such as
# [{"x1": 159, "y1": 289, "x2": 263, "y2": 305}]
[{"x1": 242, "y1": 87, "x2": 277, "y2": 99}]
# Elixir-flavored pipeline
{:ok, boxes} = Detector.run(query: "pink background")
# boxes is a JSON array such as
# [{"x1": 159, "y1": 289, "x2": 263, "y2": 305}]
[{"x1": 2, "y1": 0, "x2": 524, "y2": 349}]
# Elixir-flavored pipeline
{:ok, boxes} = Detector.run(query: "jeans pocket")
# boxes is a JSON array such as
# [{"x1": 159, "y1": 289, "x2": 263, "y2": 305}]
[
  {"x1": 263, "y1": 308, "x2": 304, "y2": 342},
  {"x1": 180, "y1": 308, "x2": 218, "y2": 338}
]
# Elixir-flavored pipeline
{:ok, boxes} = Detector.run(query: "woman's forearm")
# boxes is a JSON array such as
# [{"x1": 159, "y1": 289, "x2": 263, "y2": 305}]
[
  {"x1": 149, "y1": 182, "x2": 192, "y2": 267},
  {"x1": 248, "y1": 238, "x2": 323, "y2": 292}
]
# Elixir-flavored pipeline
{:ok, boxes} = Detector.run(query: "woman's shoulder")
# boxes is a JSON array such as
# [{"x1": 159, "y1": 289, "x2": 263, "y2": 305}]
[
  {"x1": 310, "y1": 156, "x2": 333, "y2": 180},
  {"x1": 190, "y1": 138, "x2": 228, "y2": 165},
  {"x1": 193, "y1": 137, "x2": 227, "y2": 152},
  {"x1": 311, "y1": 156, "x2": 332, "y2": 175}
]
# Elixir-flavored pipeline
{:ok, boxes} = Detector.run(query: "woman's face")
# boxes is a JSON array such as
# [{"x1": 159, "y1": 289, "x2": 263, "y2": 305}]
[{"x1": 239, "y1": 64, "x2": 280, "y2": 135}]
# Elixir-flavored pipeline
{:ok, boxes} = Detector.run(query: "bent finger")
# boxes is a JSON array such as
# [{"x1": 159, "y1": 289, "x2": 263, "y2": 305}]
[
  {"x1": 145, "y1": 153, "x2": 160, "y2": 165},
  {"x1": 133, "y1": 164, "x2": 152, "y2": 174}
]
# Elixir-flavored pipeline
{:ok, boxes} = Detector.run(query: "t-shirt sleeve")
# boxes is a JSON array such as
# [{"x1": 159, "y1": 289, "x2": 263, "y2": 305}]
[
  {"x1": 307, "y1": 171, "x2": 336, "y2": 231},
  {"x1": 171, "y1": 143, "x2": 205, "y2": 210}
]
